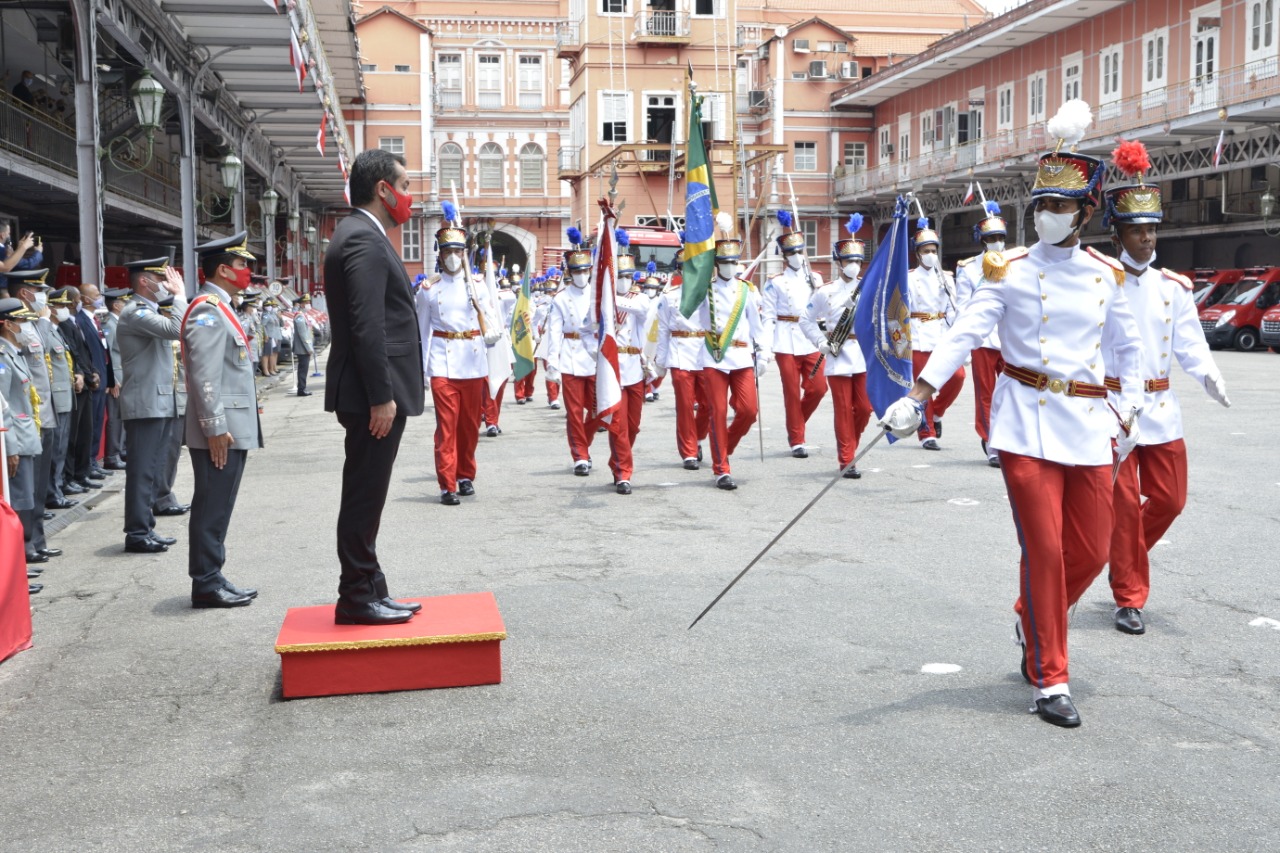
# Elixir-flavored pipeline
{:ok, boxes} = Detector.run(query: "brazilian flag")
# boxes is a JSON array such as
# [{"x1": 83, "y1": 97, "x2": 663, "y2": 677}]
[
  {"x1": 510, "y1": 267, "x2": 535, "y2": 381},
  {"x1": 679, "y1": 86, "x2": 719, "y2": 318}
]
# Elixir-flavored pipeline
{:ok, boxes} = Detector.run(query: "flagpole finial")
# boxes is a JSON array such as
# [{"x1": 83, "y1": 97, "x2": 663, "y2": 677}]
[{"x1": 608, "y1": 163, "x2": 619, "y2": 208}]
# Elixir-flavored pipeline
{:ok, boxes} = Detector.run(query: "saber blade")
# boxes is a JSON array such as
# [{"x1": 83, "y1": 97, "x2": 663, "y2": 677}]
[{"x1": 688, "y1": 427, "x2": 889, "y2": 629}]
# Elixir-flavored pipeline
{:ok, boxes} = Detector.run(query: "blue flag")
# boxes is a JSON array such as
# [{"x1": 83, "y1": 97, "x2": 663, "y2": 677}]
[{"x1": 854, "y1": 197, "x2": 914, "y2": 440}]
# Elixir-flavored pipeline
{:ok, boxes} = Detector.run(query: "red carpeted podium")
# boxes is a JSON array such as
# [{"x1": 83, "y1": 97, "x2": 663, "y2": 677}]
[{"x1": 275, "y1": 592, "x2": 505, "y2": 699}]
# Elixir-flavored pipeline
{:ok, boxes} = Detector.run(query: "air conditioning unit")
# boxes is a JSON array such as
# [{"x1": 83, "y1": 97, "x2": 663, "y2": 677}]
[
  {"x1": 840, "y1": 61, "x2": 858, "y2": 79},
  {"x1": 748, "y1": 89, "x2": 768, "y2": 108},
  {"x1": 884, "y1": 143, "x2": 895, "y2": 155},
  {"x1": 809, "y1": 60, "x2": 827, "y2": 78},
  {"x1": 792, "y1": 38, "x2": 810, "y2": 53}
]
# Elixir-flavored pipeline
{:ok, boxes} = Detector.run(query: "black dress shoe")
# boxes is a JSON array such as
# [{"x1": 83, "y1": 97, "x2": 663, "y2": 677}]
[
  {"x1": 615, "y1": 481, "x2": 632, "y2": 495},
  {"x1": 103, "y1": 460, "x2": 127, "y2": 470},
  {"x1": 381, "y1": 597, "x2": 422, "y2": 613},
  {"x1": 573, "y1": 462, "x2": 590, "y2": 476},
  {"x1": 921, "y1": 438, "x2": 941, "y2": 451},
  {"x1": 440, "y1": 491, "x2": 460, "y2": 506},
  {"x1": 38, "y1": 548, "x2": 62, "y2": 558},
  {"x1": 125, "y1": 539, "x2": 168, "y2": 554},
  {"x1": 78, "y1": 479, "x2": 102, "y2": 490},
  {"x1": 191, "y1": 587, "x2": 253, "y2": 609},
  {"x1": 457, "y1": 479, "x2": 475, "y2": 497},
  {"x1": 297, "y1": 390, "x2": 313, "y2": 396},
  {"x1": 842, "y1": 467, "x2": 862, "y2": 479},
  {"x1": 933, "y1": 420, "x2": 943, "y2": 439},
  {"x1": 334, "y1": 600, "x2": 414, "y2": 625},
  {"x1": 155, "y1": 505, "x2": 190, "y2": 516},
  {"x1": 149, "y1": 534, "x2": 177, "y2": 546},
  {"x1": 1114, "y1": 607, "x2": 1145, "y2": 635},
  {"x1": 716, "y1": 474, "x2": 737, "y2": 491},
  {"x1": 683, "y1": 458, "x2": 699, "y2": 470},
  {"x1": 221, "y1": 579, "x2": 258, "y2": 599},
  {"x1": 26, "y1": 552, "x2": 48, "y2": 564},
  {"x1": 63, "y1": 482, "x2": 86, "y2": 494},
  {"x1": 1032, "y1": 695, "x2": 1081, "y2": 728},
  {"x1": 86, "y1": 469, "x2": 106, "y2": 480},
  {"x1": 791, "y1": 446, "x2": 808, "y2": 458},
  {"x1": 42, "y1": 511, "x2": 54, "y2": 521},
  {"x1": 27, "y1": 568, "x2": 42, "y2": 578},
  {"x1": 697, "y1": 445, "x2": 703, "y2": 462},
  {"x1": 28, "y1": 583, "x2": 42, "y2": 595},
  {"x1": 46, "y1": 499, "x2": 78, "y2": 510}
]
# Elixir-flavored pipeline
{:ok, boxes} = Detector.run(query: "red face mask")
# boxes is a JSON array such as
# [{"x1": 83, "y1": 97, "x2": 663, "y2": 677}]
[
  {"x1": 379, "y1": 181, "x2": 414, "y2": 226},
  {"x1": 223, "y1": 264, "x2": 252, "y2": 291}
]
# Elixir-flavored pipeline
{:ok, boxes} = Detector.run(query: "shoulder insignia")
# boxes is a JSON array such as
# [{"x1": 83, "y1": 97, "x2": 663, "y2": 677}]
[
  {"x1": 1161, "y1": 268, "x2": 1193, "y2": 290},
  {"x1": 1003, "y1": 247, "x2": 1031, "y2": 263},
  {"x1": 194, "y1": 315, "x2": 218, "y2": 327},
  {"x1": 136, "y1": 306, "x2": 150, "y2": 316},
  {"x1": 956, "y1": 256, "x2": 976, "y2": 268},
  {"x1": 206, "y1": 295, "x2": 221, "y2": 307},
  {"x1": 1084, "y1": 246, "x2": 1126, "y2": 285}
]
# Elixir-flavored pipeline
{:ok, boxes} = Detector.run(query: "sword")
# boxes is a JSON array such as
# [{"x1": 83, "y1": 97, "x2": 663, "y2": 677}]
[
  {"x1": 1108, "y1": 401, "x2": 1132, "y2": 485},
  {"x1": 689, "y1": 427, "x2": 888, "y2": 629},
  {"x1": 753, "y1": 349, "x2": 765, "y2": 463}
]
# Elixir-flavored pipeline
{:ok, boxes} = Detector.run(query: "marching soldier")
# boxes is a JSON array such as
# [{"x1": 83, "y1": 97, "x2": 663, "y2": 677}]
[
  {"x1": 606, "y1": 249, "x2": 651, "y2": 495},
  {"x1": 101, "y1": 287, "x2": 129, "y2": 470},
  {"x1": 881, "y1": 119, "x2": 1144, "y2": 728},
  {"x1": 531, "y1": 274, "x2": 561, "y2": 409},
  {"x1": 693, "y1": 236, "x2": 770, "y2": 491},
  {"x1": 1102, "y1": 140, "x2": 1230, "y2": 636},
  {"x1": 480, "y1": 270, "x2": 518, "y2": 437},
  {"x1": 955, "y1": 204, "x2": 1009, "y2": 467},
  {"x1": 762, "y1": 217, "x2": 827, "y2": 458},
  {"x1": 546, "y1": 238, "x2": 603, "y2": 476},
  {"x1": 415, "y1": 224, "x2": 494, "y2": 505},
  {"x1": 800, "y1": 223, "x2": 872, "y2": 479},
  {"x1": 182, "y1": 232, "x2": 262, "y2": 608},
  {"x1": 292, "y1": 294, "x2": 316, "y2": 396},
  {"x1": 118, "y1": 257, "x2": 188, "y2": 555},
  {"x1": 906, "y1": 225, "x2": 964, "y2": 450},
  {"x1": 655, "y1": 266, "x2": 710, "y2": 470}
]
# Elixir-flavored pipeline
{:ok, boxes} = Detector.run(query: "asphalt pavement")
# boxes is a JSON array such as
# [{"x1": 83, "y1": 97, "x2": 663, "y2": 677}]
[{"x1": 0, "y1": 348, "x2": 1277, "y2": 852}]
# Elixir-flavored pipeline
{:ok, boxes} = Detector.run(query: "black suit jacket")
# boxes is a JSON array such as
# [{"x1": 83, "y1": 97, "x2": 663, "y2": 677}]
[
  {"x1": 323, "y1": 210, "x2": 425, "y2": 416},
  {"x1": 74, "y1": 308, "x2": 110, "y2": 387},
  {"x1": 58, "y1": 317, "x2": 91, "y2": 380}
]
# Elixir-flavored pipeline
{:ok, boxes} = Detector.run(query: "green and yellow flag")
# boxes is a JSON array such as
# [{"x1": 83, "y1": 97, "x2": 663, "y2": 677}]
[
  {"x1": 510, "y1": 268, "x2": 535, "y2": 381},
  {"x1": 679, "y1": 83, "x2": 720, "y2": 318}
]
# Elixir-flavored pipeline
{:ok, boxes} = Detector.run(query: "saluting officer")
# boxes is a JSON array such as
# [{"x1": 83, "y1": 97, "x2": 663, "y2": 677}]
[
  {"x1": 292, "y1": 294, "x2": 316, "y2": 396},
  {"x1": 182, "y1": 233, "x2": 262, "y2": 609},
  {"x1": 117, "y1": 257, "x2": 188, "y2": 555}
]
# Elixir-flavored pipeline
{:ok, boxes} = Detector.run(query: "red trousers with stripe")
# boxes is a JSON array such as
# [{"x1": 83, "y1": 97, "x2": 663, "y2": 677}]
[
  {"x1": 670, "y1": 367, "x2": 710, "y2": 461},
  {"x1": 774, "y1": 351, "x2": 828, "y2": 446},
  {"x1": 913, "y1": 350, "x2": 965, "y2": 440},
  {"x1": 430, "y1": 377, "x2": 484, "y2": 492},
  {"x1": 699, "y1": 367, "x2": 758, "y2": 477},
  {"x1": 827, "y1": 373, "x2": 872, "y2": 469},
  {"x1": 970, "y1": 346, "x2": 1004, "y2": 444},
  {"x1": 560, "y1": 373, "x2": 601, "y2": 464},
  {"x1": 607, "y1": 381, "x2": 644, "y2": 482},
  {"x1": 1109, "y1": 439, "x2": 1187, "y2": 609},
  {"x1": 1001, "y1": 451, "x2": 1113, "y2": 689},
  {"x1": 482, "y1": 379, "x2": 507, "y2": 427},
  {"x1": 542, "y1": 360, "x2": 561, "y2": 404}
]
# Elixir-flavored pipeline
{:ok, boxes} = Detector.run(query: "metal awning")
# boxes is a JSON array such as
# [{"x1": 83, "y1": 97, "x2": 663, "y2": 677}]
[{"x1": 157, "y1": 0, "x2": 364, "y2": 203}]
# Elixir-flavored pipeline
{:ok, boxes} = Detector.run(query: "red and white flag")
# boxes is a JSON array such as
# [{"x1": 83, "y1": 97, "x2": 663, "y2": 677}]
[
  {"x1": 262, "y1": 0, "x2": 278, "y2": 11},
  {"x1": 1213, "y1": 129, "x2": 1226, "y2": 167},
  {"x1": 338, "y1": 148, "x2": 350, "y2": 204},
  {"x1": 591, "y1": 202, "x2": 623, "y2": 423},
  {"x1": 315, "y1": 112, "x2": 327, "y2": 157},
  {"x1": 289, "y1": 29, "x2": 308, "y2": 92},
  {"x1": 962, "y1": 181, "x2": 975, "y2": 205}
]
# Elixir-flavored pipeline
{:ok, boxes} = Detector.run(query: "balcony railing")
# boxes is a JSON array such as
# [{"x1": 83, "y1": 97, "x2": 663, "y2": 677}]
[
  {"x1": 556, "y1": 21, "x2": 582, "y2": 53},
  {"x1": 0, "y1": 92, "x2": 77, "y2": 176},
  {"x1": 634, "y1": 10, "x2": 690, "y2": 40},
  {"x1": 558, "y1": 146, "x2": 584, "y2": 175},
  {"x1": 518, "y1": 91, "x2": 544, "y2": 110},
  {"x1": 438, "y1": 88, "x2": 462, "y2": 109}
]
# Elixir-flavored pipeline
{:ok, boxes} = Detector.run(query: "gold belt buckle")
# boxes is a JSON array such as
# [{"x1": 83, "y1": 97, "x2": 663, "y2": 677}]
[{"x1": 1047, "y1": 378, "x2": 1065, "y2": 394}]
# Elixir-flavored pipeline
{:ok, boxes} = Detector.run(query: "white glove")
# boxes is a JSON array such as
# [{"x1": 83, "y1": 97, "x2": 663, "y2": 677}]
[
  {"x1": 545, "y1": 366, "x2": 561, "y2": 383},
  {"x1": 1204, "y1": 373, "x2": 1231, "y2": 408},
  {"x1": 754, "y1": 359, "x2": 768, "y2": 378},
  {"x1": 817, "y1": 340, "x2": 835, "y2": 357},
  {"x1": 837, "y1": 292, "x2": 857, "y2": 311},
  {"x1": 653, "y1": 363, "x2": 668, "y2": 380},
  {"x1": 1115, "y1": 409, "x2": 1141, "y2": 462},
  {"x1": 878, "y1": 396, "x2": 925, "y2": 439}
]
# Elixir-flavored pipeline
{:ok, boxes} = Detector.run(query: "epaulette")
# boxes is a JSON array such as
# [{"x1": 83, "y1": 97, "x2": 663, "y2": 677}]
[
  {"x1": 206, "y1": 295, "x2": 221, "y2": 307},
  {"x1": 419, "y1": 274, "x2": 441, "y2": 292},
  {"x1": 1003, "y1": 247, "x2": 1030, "y2": 262},
  {"x1": 956, "y1": 256, "x2": 977, "y2": 268},
  {"x1": 1085, "y1": 246, "x2": 1126, "y2": 286},
  {"x1": 1160, "y1": 268, "x2": 1193, "y2": 290},
  {"x1": 982, "y1": 247, "x2": 1028, "y2": 281}
]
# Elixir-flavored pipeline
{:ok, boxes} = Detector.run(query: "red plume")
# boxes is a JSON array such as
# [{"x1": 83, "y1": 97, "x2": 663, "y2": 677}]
[{"x1": 1111, "y1": 138, "x2": 1151, "y2": 179}]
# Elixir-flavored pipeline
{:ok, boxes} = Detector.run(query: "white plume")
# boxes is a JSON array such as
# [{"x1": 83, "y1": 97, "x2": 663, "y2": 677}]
[
  {"x1": 1046, "y1": 99, "x2": 1094, "y2": 148},
  {"x1": 715, "y1": 211, "x2": 734, "y2": 237}
]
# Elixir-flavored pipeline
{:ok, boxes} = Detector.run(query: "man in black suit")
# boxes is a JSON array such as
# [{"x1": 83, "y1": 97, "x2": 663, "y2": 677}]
[
  {"x1": 54, "y1": 286, "x2": 91, "y2": 497},
  {"x1": 71, "y1": 283, "x2": 111, "y2": 486},
  {"x1": 324, "y1": 149, "x2": 426, "y2": 626}
]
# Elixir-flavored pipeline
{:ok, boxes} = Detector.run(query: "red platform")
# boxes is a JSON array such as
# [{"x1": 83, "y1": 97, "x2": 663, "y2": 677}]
[{"x1": 275, "y1": 592, "x2": 505, "y2": 699}]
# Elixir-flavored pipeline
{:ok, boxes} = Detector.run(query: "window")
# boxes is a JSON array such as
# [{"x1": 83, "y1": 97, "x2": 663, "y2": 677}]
[
  {"x1": 997, "y1": 84, "x2": 1014, "y2": 130},
  {"x1": 519, "y1": 143, "x2": 545, "y2": 192},
  {"x1": 401, "y1": 219, "x2": 421, "y2": 262},
  {"x1": 1099, "y1": 46, "x2": 1123, "y2": 117},
  {"x1": 800, "y1": 219, "x2": 817, "y2": 256},
  {"x1": 395, "y1": 64, "x2": 411, "y2": 73},
  {"x1": 360, "y1": 63, "x2": 377, "y2": 72},
  {"x1": 379, "y1": 137, "x2": 404, "y2": 155},
  {"x1": 478, "y1": 142, "x2": 504, "y2": 191},
  {"x1": 437, "y1": 54, "x2": 462, "y2": 107},
  {"x1": 833, "y1": 43, "x2": 849, "y2": 53},
  {"x1": 879, "y1": 126, "x2": 892, "y2": 161},
  {"x1": 518, "y1": 55, "x2": 543, "y2": 109},
  {"x1": 920, "y1": 113, "x2": 933, "y2": 150},
  {"x1": 817, "y1": 41, "x2": 833, "y2": 52},
  {"x1": 794, "y1": 141, "x2": 817, "y2": 171},
  {"x1": 477, "y1": 55, "x2": 502, "y2": 109},
  {"x1": 600, "y1": 0, "x2": 627, "y2": 12},
  {"x1": 1144, "y1": 29, "x2": 1168, "y2": 87},
  {"x1": 843, "y1": 141, "x2": 866, "y2": 169},
  {"x1": 694, "y1": 0, "x2": 722, "y2": 15},
  {"x1": 1062, "y1": 52, "x2": 1082, "y2": 102},
  {"x1": 600, "y1": 91, "x2": 631, "y2": 142},
  {"x1": 1247, "y1": 1, "x2": 1278, "y2": 76},
  {"x1": 1027, "y1": 72, "x2": 1046, "y2": 123},
  {"x1": 438, "y1": 142, "x2": 463, "y2": 192}
]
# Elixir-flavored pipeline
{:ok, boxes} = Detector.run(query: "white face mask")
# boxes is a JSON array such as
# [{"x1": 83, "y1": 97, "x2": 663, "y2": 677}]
[
  {"x1": 842, "y1": 261, "x2": 861, "y2": 280},
  {"x1": 1120, "y1": 248, "x2": 1156, "y2": 273},
  {"x1": 1034, "y1": 208, "x2": 1078, "y2": 245},
  {"x1": 615, "y1": 276, "x2": 630, "y2": 296},
  {"x1": 919, "y1": 252, "x2": 939, "y2": 270},
  {"x1": 717, "y1": 262, "x2": 737, "y2": 279},
  {"x1": 571, "y1": 272, "x2": 590, "y2": 289},
  {"x1": 55, "y1": 307, "x2": 70, "y2": 322},
  {"x1": 33, "y1": 291, "x2": 47, "y2": 308},
  {"x1": 785, "y1": 252, "x2": 804, "y2": 271},
  {"x1": 985, "y1": 240, "x2": 1006, "y2": 253},
  {"x1": 442, "y1": 254, "x2": 463, "y2": 274}
]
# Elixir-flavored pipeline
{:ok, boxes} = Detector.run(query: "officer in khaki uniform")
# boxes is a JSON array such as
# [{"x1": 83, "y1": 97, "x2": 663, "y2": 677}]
[
  {"x1": 0, "y1": 298, "x2": 45, "y2": 589},
  {"x1": 42, "y1": 288, "x2": 78, "y2": 511},
  {"x1": 152, "y1": 321, "x2": 190, "y2": 519},
  {"x1": 183, "y1": 232, "x2": 262, "y2": 608},
  {"x1": 117, "y1": 257, "x2": 188, "y2": 554},
  {"x1": 292, "y1": 294, "x2": 315, "y2": 396}
]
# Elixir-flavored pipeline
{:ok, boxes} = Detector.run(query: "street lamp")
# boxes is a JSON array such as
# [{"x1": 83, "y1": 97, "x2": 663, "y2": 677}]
[
  {"x1": 287, "y1": 208, "x2": 301, "y2": 233},
  {"x1": 305, "y1": 224, "x2": 317, "y2": 243},
  {"x1": 101, "y1": 69, "x2": 168, "y2": 174},
  {"x1": 320, "y1": 237, "x2": 330, "y2": 254},
  {"x1": 260, "y1": 187, "x2": 280, "y2": 218},
  {"x1": 261, "y1": 188, "x2": 280, "y2": 281},
  {"x1": 220, "y1": 153, "x2": 243, "y2": 193}
]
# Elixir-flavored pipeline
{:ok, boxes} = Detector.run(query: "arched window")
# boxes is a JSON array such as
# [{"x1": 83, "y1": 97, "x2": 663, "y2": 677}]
[
  {"x1": 479, "y1": 142, "x2": 504, "y2": 191},
  {"x1": 519, "y1": 143, "x2": 545, "y2": 192},
  {"x1": 438, "y1": 143, "x2": 463, "y2": 192}
]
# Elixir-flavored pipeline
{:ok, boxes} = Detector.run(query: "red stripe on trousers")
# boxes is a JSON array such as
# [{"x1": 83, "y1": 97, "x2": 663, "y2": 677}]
[
  {"x1": 827, "y1": 373, "x2": 872, "y2": 469},
  {"x1": 698, "y1": 367, "x2": 758, "y2": 477},
  {"x1": 1108, "y1": 439, "x2": 1187, "y2": 609},
  {"x1": 774, "y1": 351, "x2": 828, "y2": 446},
  {"x1": 430, "y1": 376, "x2": 484, "y2": 492},
  {"x1": 670, "y1": 367, "x2": 711, "y2": 460},
  {"x1": 913, "y1": 350, "x2": 965, "y2": 439},
  {"x1": 560, "y1": 373, "x2": 600, "y2": 463}
]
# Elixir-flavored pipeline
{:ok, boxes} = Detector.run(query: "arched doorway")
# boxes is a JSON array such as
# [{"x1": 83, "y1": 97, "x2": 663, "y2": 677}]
[{"x1": 488, "y1": 223, "x2": 538, "y2": 277}]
